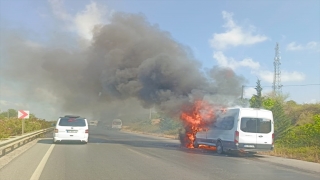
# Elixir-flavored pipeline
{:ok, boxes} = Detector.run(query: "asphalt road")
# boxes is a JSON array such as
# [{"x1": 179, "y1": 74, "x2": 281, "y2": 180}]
[{"x1": 0, "y1": 127, "x2": 319, "y2": 180}]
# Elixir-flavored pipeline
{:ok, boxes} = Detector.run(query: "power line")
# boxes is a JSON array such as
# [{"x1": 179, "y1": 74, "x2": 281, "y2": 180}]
[
  {"x1": 281, "y1": 84, "x2": 320, "y2": 87},
  {"x1": 244, "y1": 84, "x2": 320, "y2": 88},
  {"x1": 241, "y1": 84, "x2": 320, "y2": 100}
]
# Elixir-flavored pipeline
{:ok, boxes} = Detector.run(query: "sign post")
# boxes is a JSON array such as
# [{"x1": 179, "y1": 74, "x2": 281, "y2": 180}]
[{"x1": 18, "y1": 110, "x2": 29, "y2": 135}]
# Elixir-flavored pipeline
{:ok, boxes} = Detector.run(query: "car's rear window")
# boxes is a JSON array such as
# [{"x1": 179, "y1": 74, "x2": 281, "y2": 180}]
[
  {"x1": 240, "y1": 118, "x2": 271, "y2": 133},
  {"x1": 58, "y1": 118, "x2": 86, "y2": 127}
]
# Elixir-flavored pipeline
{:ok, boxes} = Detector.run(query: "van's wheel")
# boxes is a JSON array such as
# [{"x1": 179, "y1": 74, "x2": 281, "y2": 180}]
[
  {"x1": 193, "y1": 139, "x2": 199, "y2": 148},
  {"x1": 216, "y1": 141, "x2": 224, "y2": 154}
]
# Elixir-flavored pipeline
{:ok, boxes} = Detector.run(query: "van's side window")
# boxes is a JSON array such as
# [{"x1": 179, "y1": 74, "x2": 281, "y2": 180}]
[{"x1": 214, "y1": 116, "x2": 234, "y2": 130}]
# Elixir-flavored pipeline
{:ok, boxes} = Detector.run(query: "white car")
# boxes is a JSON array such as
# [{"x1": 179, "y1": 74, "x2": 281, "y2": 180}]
[
  {"x1": 53, "y1": 115, "x2": 89, "y2": 144},
  {"x1": 195, "y1": 108, "x2": 274, "y2": 154}
]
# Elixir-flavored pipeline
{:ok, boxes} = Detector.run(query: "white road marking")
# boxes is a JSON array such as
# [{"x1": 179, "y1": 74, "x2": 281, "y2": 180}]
[{"x1": 29, "y1": 144, "x2": 55, "y2": 180}]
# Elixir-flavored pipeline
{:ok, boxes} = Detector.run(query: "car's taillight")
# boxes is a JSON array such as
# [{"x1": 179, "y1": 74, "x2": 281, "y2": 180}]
[
  {"x1": 272, "y1": 133, "x2": 275, "y2": 145},
  {"x1": 234, "y1": 131, "x2": 239, "y2": 144},
  {"x1": 85, "y1": 129, "x2": 88, "y2": 133},
  {"x1": 54, "y1": 128, "x2": 58, "y2": 133}
]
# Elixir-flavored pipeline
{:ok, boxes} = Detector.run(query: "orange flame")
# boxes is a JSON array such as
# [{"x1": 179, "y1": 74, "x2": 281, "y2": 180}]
[
  {"x1": 199, "y1": 144, "x2": 217, "y2": 151},
  {"x1": 180, "y1": 100, "x2": 215, "y2": 148}
]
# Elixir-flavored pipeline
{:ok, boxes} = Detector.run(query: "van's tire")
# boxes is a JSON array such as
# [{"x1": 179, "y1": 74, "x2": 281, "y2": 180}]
[
  {"x1": 216, "y1": 141, "x2": 224, "y2": 154},
  {"x1": 193, "y1": 139, "x2": 199, "y2": 148}
]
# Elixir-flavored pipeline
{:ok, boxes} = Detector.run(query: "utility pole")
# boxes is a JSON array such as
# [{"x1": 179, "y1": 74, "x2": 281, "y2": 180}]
[
  {"x1": 149, "y1": 108, "x2": 152, "y2": 120},
  {"x1": 272, "y1": 43, "x2": 282, "y2": 95},
  {"x1": 241, "y1": 85, "x2": 244, "y2": 100}
]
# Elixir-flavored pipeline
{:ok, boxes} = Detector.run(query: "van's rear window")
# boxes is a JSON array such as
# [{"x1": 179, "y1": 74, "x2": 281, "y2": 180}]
[
  {"x1": 240, "y1": 118, "x2": 271, "y2": 133},
  {"x1": 113, "y1": 121, "x2": 122, "y2": 125},
  {"x1": 59, "y1": 118, "x2": 86, "y2": 126}
]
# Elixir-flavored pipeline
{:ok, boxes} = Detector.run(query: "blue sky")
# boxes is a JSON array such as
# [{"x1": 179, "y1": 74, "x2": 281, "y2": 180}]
[{"x1": 0, "y1": 0, "x2": 319, "y2": 119}]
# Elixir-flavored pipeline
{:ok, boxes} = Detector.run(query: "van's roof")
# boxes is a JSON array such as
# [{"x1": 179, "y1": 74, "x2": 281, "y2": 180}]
[
  {"x1": 59, "y1": 116, "x2": 87, "y2": 119},
  {"x1": 227, "y1": 107, "x2": 271, "y2": 112}
]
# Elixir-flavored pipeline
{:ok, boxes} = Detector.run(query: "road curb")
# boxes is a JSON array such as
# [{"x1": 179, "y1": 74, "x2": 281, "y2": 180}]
[{"x1": 256, "y1": 154, "x2": 320, "y2": 174}]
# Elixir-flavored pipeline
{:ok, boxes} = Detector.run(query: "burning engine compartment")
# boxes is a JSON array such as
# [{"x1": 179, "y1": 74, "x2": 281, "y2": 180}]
[{"x1": 179, "y1": 100, "x2": 223, "y2": 148}]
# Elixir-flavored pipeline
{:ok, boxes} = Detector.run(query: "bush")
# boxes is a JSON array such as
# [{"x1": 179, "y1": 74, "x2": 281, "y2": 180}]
[
  {"x1": 159, "y1": 117, "x2": 182, "y2": 132},
  {"x1": 277, "y1": 114, "x2": 320, "y2": 147},
  {"x1": 0, "y1": 117, "x2": 52, "y2": 140}
]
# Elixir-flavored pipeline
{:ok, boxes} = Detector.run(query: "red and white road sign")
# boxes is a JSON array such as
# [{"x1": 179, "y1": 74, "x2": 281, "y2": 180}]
[{"x1": 18, "y1": 110, "x2": 29, "y2": 119}]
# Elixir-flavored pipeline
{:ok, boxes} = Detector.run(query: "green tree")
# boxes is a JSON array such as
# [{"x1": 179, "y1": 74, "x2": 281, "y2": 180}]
[
  {"x1": 271, "y1": 100, "x2": 291, "y2": 139},
  {"x1": 278, "y1": 114, "x2": 320, "y2": 147},
  {"x1": 0, "y1": 109, "x2": 18, "y2": 119},
  {"x1": 30, "y1": 113, "x2": 37, "y2": 119},
  {"x1": 250, "y1": 79, "x2": 263, "y2": 108},
  {"x1": 8, "y1": 109, "x2": 18, "y2": 118},
  {"x1": 262, "y1": 97, "x2": 275, "y2": 110},
  {"x1": 284, "y1": 102, "x2": 320, "y2": 125},
  {"x1": 258, "y1": 94, "x2": 292, "y2": 140}
]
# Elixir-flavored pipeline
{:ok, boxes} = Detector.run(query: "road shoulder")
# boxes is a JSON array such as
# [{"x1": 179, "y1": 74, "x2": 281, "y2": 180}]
[
  {"x1": 0, "y1": 138, "x2": 53, "y2": 180},
  {"x1": 0, "y1": 138, "x2": 39, "y2": 170},
  {"x1": 256, "y1": 154, "x2": 320, "y2": 174},
  {"x1": 122, "y1": 129, "x2": 320, "y2": 174}
]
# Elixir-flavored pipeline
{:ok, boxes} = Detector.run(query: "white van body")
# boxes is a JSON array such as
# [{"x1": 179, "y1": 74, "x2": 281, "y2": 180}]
[
  {"x1": 53, "y1": 116, "x2": 89, "y2": 143},
  {"x1": 89, "y1": 120, "x2": 98, "y2": 126},
  {"x1": 111, "y1": 119, "x2": 122, "y2": 130},
  {"x1": 195, "y1": 108, "x2": 274, "y2": 153}
]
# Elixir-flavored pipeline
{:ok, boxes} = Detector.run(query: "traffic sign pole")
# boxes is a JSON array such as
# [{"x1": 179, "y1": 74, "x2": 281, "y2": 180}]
[
  {"x1": 22, "y1": 119, "x2": 25, "y2": 135},
  {"x1": 18, "y1": 110, "x2": 29, "y2": 135}
]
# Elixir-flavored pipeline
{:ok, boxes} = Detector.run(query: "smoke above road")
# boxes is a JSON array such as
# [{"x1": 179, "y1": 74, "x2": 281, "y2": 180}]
[{"x1": 0, "y1": 12, "x2": 245, "y2": 119}]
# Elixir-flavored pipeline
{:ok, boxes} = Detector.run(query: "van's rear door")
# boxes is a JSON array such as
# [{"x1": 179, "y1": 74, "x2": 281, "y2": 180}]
[
  {"x1": 239, "y1": 119, "x2": 257, "y2": 147},
  {"x1": 239, "y1": 109, "x2": 273, "y2": 150},
  {"x1": 239, "y1": 109, "x2": 257, "y2": 147},
  {"x1": 256, "y1": 111, "x2": 273, "y2": 146}
]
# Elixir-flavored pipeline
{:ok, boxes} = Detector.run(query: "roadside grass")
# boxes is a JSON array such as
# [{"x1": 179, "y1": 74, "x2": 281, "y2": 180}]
[
  {"x1": 123, "y1": 119, "x2": 180, "y2": 138},
  {"x1": 260, "y1": 145, "x2": 319, "y2": 163},
  {"x1": 0, "y1": 118, "x2": 52, "y2": 140},
  {"x1": 126, "y1": 120, "x2": 161, "y2": 134}
]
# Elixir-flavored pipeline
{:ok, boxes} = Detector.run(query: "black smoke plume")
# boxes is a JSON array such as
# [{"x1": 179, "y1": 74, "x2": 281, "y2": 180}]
[{"x1": 0, "y1": 12, "x2": 245, "y2": 119}]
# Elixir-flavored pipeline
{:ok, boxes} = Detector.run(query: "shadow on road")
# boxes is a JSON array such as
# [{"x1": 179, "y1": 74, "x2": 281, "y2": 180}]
[{"x1": 37, "y1": 139, "x2": 87, "y2": 145}]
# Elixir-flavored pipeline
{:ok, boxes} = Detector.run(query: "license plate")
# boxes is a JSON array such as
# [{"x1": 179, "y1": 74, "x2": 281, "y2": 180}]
[
  {"x1": 244, "y1": 145, "x2": 255, "y2": 148},
  {"x1": 67, "y1": 130, "x2": 78, "y2": 133}
]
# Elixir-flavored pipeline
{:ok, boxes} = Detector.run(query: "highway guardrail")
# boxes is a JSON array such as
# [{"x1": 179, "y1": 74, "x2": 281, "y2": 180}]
[{"x1": 0, "y1": 127, "x2": 53, "y2": 157}]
